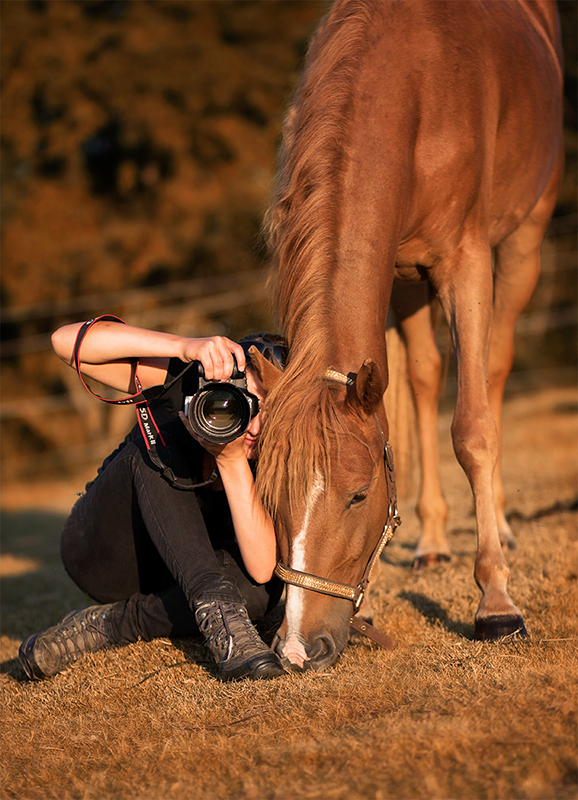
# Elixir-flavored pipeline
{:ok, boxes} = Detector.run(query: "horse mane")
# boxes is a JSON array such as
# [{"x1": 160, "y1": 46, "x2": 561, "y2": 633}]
[{"x1": 257, "y1": 0, "x2": 377, "y2": 517}]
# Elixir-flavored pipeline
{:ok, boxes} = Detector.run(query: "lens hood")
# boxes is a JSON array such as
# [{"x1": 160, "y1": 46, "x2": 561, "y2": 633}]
[
  {"x1": 186, "y1": 383, "x2": 256, "y2": 444},
  {"x1": 184, "y1": 358, "x2": 260, "y2": 445}
]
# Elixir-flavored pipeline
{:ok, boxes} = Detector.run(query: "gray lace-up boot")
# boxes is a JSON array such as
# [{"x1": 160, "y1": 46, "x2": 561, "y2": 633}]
[
  {"x1": 19, "y1": 604, "x2": 120, "y2": 680},
  {"x1": 194, "y1": 599, "x2": 284, "y2": 681}
]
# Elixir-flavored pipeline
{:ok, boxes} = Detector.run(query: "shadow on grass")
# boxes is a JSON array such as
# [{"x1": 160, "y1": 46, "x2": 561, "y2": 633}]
[
  {"x1": 399, "y1": 591, "x2": 475, "y2": 638},
  {"x1": 169, "y1": 638, "x2": 221, "y2": 681},
  {"x1": 382, "y1": 548, "x2": 415, "y2": 569},
  {"x1": 507, "y1": 496, "x2": 578, "y2": 523},
  {"x1": 1, "y1": 509, "x2": 87, "y2": 641},
  {"x1": 0, "y1": 655, "x2": 28, "y2": 683}
]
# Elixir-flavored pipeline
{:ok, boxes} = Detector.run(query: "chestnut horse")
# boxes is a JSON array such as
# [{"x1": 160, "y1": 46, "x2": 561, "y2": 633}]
[{"x1": 250, "y1": 0, "x2": 563, "y2": 671}]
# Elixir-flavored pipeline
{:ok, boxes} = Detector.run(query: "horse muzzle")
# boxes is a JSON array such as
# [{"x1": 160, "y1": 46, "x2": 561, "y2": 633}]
[
  {"x1": 272, "y1": 600, "x2": 351, "y2": 672},
  {"x1": 273, "y1": 629, "x2": 343, "y2": 672}
]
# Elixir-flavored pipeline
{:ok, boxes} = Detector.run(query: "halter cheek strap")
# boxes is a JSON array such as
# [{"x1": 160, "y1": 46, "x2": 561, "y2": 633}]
[{"x1": 73, "y1": 316, "x2": 217, "y2": 490}]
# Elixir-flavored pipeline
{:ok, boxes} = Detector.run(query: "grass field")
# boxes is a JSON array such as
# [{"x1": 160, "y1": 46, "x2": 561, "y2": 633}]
[{"x1": 1, "y1": 386, "x2": 576, "y2": 800}]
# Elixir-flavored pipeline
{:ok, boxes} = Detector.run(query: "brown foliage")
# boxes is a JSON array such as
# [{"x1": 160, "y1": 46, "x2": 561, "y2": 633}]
[{"x1": 0, "y1": 0, "x2": 326, "y2": 482}]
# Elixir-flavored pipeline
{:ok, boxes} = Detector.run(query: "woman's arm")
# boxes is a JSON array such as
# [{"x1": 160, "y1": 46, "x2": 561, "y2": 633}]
[
  {"x1": 215, "y1": 447, "x2": 278, "y2": 585},
  {"x1": 52, "y1": 320, "x2": 246, "y2": 392},
  {"x1": 179, "y1": 413, "x2": 278, "y2": 584}
]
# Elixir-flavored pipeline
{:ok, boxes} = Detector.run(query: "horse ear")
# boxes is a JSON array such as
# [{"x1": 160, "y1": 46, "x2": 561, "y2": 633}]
[
  {"x1": 248, "y1": 345, "x2": 283, "y2": 392},
  {"x1": 350, "y1": 359, "x2": 384, "y2": 415}
]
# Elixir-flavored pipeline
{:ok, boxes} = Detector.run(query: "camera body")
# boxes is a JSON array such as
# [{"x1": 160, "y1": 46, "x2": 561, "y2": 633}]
[{"x1": 183, "y1": 360, "x2": 260, "y2": 445}]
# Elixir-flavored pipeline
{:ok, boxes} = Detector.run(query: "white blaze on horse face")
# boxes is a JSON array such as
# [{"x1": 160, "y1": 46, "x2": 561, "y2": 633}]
[
  {"x1": 281, "y1": 471, "x2": 325, "y2": 668},
  {"x1": 292, "y1": 470, "x2": 324, "y2": 573}
]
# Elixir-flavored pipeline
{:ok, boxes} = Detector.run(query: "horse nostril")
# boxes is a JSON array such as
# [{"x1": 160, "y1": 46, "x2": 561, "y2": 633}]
[{"x1": 306, "y1": 633, "x2": 337, "y2": 668}]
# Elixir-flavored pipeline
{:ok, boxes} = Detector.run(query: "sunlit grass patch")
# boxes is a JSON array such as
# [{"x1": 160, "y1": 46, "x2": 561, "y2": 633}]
[{"x1": 1, "y1": 388, "x2": 576, "y2": 800}]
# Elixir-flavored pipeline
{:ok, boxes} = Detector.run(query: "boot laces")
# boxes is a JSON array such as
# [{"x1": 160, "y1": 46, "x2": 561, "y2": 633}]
[
  {"x1": 196, "y1": 601, "x2": 266, "y2": 664},
  {"x1": 46, "y1": 607, "x2": 111, "y2": 665}
]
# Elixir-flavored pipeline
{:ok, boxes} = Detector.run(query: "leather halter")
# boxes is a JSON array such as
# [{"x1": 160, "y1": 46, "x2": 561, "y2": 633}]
[{"x1": 274, "y1": 368, "x2": 401, "y2": 616}]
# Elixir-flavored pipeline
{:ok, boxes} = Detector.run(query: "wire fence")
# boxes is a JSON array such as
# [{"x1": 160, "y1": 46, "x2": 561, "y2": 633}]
[{"x1": 0, "y1": 269, "x2": 270, "y2": 358}]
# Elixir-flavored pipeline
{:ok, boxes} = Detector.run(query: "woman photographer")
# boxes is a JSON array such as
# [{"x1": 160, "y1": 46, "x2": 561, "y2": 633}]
[{"x1": 19, "y1": 318, "x2": 287, "y2": 682}]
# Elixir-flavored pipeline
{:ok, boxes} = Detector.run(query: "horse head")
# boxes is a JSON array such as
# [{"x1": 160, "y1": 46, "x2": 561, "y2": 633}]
[{"x1": 252, "y1": 348, "x2": 398, "y2": 672}]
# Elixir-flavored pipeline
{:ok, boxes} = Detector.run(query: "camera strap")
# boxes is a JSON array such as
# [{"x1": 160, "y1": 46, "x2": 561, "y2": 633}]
[{"x1": 73, "y1": 315, "x2": 218, "y2": 490}]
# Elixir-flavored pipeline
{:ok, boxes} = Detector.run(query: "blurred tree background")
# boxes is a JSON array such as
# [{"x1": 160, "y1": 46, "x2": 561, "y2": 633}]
[{"x1": 1, "y1": 0, "x2": 576, "y2": 488}]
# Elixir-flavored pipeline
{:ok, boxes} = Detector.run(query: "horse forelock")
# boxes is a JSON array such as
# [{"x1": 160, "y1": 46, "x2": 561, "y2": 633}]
[{"x1": 256, "y1": 363, "x2": 350, "y2": 521}]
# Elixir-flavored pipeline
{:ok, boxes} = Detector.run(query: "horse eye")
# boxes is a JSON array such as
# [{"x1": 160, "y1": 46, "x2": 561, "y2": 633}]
[{"x1": 349, "y1": 492, "x2": 368, "y2": 508}]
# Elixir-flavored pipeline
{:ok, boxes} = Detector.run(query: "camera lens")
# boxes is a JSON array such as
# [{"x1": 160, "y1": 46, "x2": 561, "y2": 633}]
[
  {"x1": 188, "y1": 384, "x2": 252, "y2": 444},
  {"x1": 200, "y1": 389, "x2": 244, "y2": 432}
]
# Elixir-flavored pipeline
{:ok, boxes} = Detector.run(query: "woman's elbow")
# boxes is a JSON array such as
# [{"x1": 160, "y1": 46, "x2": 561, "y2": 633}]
[
  {"x1": 51, "y1": 323, "x2": 80, "y2": 365},
  {"x1": 251, "y1": 561, "x2": 277, "y2": 586}
]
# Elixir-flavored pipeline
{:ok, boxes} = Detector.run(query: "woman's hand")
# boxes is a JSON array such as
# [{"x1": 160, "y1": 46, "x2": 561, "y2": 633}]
[{"x1": 179, "y1": 336, "x2": 246, "y2": 381}]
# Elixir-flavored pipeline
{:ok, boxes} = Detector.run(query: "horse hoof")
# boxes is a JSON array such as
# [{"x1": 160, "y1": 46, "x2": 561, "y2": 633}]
[
  {"x1": 413, "y1": 553, "x2": 451, "y2": 570},
  {"x1": 473, "y1": 615, "x2": 528, "y2": 641}
]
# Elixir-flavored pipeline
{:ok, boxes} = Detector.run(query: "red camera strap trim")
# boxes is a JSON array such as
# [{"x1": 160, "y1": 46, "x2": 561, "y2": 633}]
[
  {"x1": 73, "y1": 314, "x2": 167, "y2": 450},
  {"x1": 73, "y1": 315, "x2": 147, "y2": 406},
  {"x1": 72, "y1": 316, "x2": 215, "y2": 490}
]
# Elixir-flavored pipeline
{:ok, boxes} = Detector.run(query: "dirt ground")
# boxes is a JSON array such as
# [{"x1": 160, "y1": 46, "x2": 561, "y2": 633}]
[{"x1": 1, "y1": 384, "x2": 577, "y2": 800}]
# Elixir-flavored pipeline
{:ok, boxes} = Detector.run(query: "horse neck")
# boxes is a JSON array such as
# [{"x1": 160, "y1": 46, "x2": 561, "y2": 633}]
[
  {"x1": 325, "y1": 226, "x2": 397, "y2": 378},
  {"x1": 274, "y1": 178, "x2": 400, "y2": 382},
  {"x1": 270, "y1": 3, "x2": 408, "y2": 380}
]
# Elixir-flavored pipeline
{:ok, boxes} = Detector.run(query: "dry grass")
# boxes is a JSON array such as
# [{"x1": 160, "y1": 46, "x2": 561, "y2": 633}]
[{"x1": 1, "y1": 386, "x2": 577, "y2": 800}]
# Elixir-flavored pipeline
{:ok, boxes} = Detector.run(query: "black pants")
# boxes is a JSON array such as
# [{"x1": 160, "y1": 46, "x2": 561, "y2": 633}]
[{"x1": 60, "y1": 437, "x2": 281, "y2": 644}]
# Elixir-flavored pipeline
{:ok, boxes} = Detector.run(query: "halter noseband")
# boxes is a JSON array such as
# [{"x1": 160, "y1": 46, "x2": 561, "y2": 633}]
[{"x1": 274, "y1": 368, "x2": 401, "y2": 617}]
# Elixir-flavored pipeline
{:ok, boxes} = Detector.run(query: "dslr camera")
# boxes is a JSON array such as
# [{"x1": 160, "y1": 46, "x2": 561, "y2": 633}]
[{"x1": 183, "y1": 359, "x2": 260, "y2": 445}]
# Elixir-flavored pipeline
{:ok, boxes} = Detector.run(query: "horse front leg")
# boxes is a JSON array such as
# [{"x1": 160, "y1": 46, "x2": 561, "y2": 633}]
[{"x1": 434, "y1": 247, "x2": 526, "y2": 640}]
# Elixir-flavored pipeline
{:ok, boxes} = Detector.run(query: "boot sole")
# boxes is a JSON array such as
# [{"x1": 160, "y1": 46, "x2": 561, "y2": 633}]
[{"x1": 223, "y1": 656, "x2": 285, "y2": 681}]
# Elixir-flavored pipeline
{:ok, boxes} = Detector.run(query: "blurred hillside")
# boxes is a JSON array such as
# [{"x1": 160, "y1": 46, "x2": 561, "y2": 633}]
[
  {"x1": 1, "y1": 0, "x2": 576, "y2": 487},
  {"x1": 1, "y1": 0, "x2": 326, "y2": 483}
]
